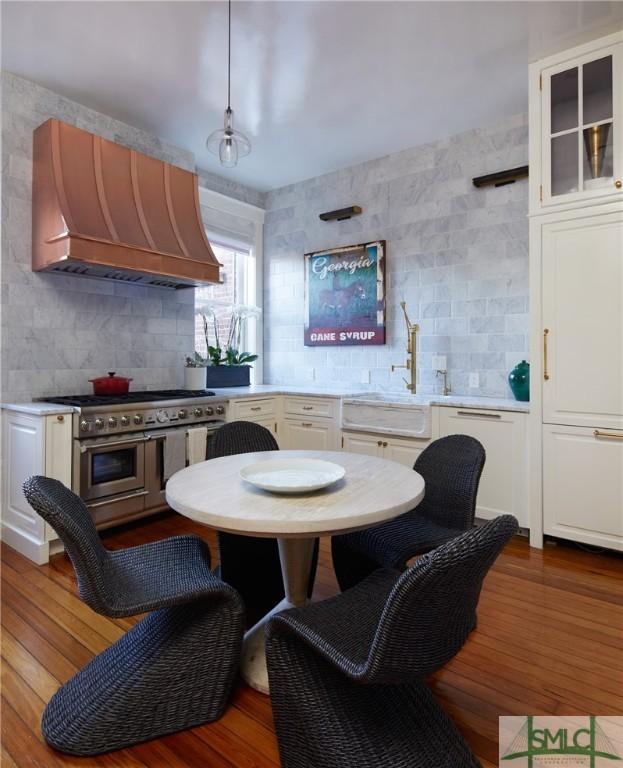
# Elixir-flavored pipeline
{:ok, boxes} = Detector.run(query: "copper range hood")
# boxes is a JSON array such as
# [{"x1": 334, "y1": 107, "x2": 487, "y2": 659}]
[{"x1": 32, "y1": 119, "x2": 221, "y2": 289}]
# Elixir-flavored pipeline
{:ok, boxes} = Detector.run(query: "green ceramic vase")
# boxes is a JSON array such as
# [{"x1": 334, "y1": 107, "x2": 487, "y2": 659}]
[{"x1": 508, "y1": 360, "x2": 530, "y2": 402}]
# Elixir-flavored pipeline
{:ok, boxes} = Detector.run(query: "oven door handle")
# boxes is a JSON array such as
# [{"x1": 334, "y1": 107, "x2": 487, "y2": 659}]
[
  {"x1": 86, "y1": 490, "x2": 149, "y2": 509},
  {"x1": 80, "y1": 436, "x2": 150, "y2": 453}
]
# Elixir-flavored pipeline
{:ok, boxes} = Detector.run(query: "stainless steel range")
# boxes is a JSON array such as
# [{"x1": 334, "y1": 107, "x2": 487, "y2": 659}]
[{"x1": 41, "y1": 390, "x2": 227, "y2": 529}]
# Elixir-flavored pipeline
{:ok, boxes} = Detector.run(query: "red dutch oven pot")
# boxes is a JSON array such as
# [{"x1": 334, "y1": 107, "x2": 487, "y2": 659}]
[{"x1": 89, "y1": 372, "x2": 133, "y2": 396}]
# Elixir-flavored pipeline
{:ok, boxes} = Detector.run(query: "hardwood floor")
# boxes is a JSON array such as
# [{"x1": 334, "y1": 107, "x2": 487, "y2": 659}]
[{"x1": 2, "y1": 514, "x2": 622, "y2": 767}]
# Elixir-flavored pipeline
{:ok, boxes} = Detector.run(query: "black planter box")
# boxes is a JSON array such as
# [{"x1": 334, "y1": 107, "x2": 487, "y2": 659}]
[{"x1": 205, "y1": 365, "x2": 251, "y2": 388}]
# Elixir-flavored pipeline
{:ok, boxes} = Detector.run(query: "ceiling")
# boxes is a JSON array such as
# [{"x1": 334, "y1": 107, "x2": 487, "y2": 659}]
[{"x1": 2, "y1": 1, "x2": 622, "y2": 191}]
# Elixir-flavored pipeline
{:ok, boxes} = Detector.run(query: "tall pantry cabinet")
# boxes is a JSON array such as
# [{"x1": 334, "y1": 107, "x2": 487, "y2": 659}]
[{"x1": 528, "y1": 31, "x2": 623, "y2": 551}]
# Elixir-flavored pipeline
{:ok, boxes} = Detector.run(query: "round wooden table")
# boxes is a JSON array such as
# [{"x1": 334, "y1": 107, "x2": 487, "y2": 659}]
[{"x1": 165, "y1": 450, "x2": 425, "y2": 693}]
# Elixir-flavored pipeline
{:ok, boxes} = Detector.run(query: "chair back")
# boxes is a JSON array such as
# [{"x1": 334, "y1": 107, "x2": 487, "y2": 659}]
[
  {"x1": 413, "y1": 434, "x2": 485, "y2": 530},
  {"x1": 23, "y1": 476, "x2": 111, "y2": 614},
  {"x1": 364, "y1": 514, "x2": 518, "y2": 683},
  {"x1": 208, "y1": 420, "x2": 278, "y2": 459}
]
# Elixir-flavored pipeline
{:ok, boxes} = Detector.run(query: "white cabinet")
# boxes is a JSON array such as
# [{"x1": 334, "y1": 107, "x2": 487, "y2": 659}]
[
  {"x1": 530, "y1": 31, "x2": 623, "y2": 551},
  {"x1": 253, "y1": 416, "x2": 280, "y2": 444},
  {"x1": 282, "y1": 418, "x2": 337, "y2": 451},
  {"x1": 541, "y1": 209, "x2": 623, "y2": 430},
  {"x1": 281, "y1": 395, "x2": 340, "y2": 451},
  {"x1": 1, "y1": 410, "x2": 72, "y2": 564},
  {"x1": 283, "y1": 396, "x2": 338, "y2": 421},
  {"x1": 543, "y1": 424, "x2": 623, "y2": 550},
  {"x1": 341, "y1": 431, "x2": 382, "y2": 458},
  {"x1": 530, "y1": 32, "x2": 623, "y2": 213},
  {"x1": 436, "y1": 407, "x2": 528, "y2": 527},
  {"x1": 341, "y1": 431, "x2": 429, "y2": 467},
  {"x1": 228, "y1": 397, "x2": 280, "y2": 445},
  {"x1": 228, "y1": 397, "x2": 277, "y2": 421}
]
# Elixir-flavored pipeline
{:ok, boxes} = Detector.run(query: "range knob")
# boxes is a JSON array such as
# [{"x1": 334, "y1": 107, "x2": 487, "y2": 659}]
[
  {"x1": 80, "y1": 419, "x2": 91, "y2": 433},
  {"x1": 215, "y1": 405, "x2": 225, "y2": 416},
  {"x1": 156, "y1": 409, "x2": 169, "y2": 424},
  {"x1": 108, "y1": 417, "x2": 118, "y2": 428},
  {"x1": 94, "y1": 418, "x2": 104, "y2": 430},
  {"x1": 133, "y1": 413, "x2": 143, "y2": 425},
  {"x1": 193, "y1": 407, "x2": 203, "y2": 417},
  {"x1": 120, "y1": 415, "x2": 130, "y2": 427},
  {"x1": 178, "y1": 409, "x2": 187, "y2": 419}
]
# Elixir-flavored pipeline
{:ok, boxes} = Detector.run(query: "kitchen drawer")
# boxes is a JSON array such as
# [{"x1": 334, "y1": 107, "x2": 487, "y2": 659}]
[
  {"x1": 283, "y1": 396, "x2": 337, "y2": 420},
  {"x1": 229, "y1": 397, "x2": 277, "y2": 420},
  {"x1": 437, "y1": 406, "x2": 528, "y2": 527}
]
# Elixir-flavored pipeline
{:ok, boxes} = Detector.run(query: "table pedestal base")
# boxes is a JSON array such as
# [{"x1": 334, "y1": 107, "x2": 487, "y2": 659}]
[{"x1": 240, "y1": 538, "x2": 316, "y2": 694}]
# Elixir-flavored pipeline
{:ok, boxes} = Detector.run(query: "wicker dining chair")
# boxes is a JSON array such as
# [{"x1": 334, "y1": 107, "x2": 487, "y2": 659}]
[
  {"x1": 23, "y1": 475, "x2": 244, "y2": 756},
  {"x1": 208, "y1": 420, "x2": 319, "y2": 626},
  {"x1": 332, "y1": 434, "x2": 486, "y2": 591},
  {"x1": 266, "y1": 514, "x2": 518, "y2": 768}
]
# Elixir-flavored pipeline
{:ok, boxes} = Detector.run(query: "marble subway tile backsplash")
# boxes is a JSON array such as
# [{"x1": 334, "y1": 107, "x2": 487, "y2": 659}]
[
  {"x1": 1, "y1": 73, "x2": 261, "y2": 404},
  {"x1": 0, "y1": 73, "x2": 199, "y2": 403},
  {"x1": 263, "y1": 114, "x2": 529, "y2": 398}
]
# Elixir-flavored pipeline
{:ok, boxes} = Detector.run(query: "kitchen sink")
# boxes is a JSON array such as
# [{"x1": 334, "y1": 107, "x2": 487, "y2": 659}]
[{"x1": 341, "y1": 394, "x2": 432, "y2": 439}]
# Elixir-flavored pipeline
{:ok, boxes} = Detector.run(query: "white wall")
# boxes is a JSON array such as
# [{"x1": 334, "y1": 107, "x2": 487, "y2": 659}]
[
  {"x1": 0, "y1": 72, "x2": 262, "y2": 403},
  {"x1": 262, "y1": 114, "x2": 529, "y2": 398}
]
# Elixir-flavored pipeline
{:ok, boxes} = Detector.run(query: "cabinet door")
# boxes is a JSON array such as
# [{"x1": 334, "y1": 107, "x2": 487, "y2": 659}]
[
  {"x1": 437, "y1": 408, "x2": 528, "y2": 527},
  {"x1": 253, "y1": 416, "x2": 280, "y2": 447},
  {"x1": 341, "y1": 431, "x2": 382, "y2": 458},
  {"x1": 44, "y1": 414, "x2": 73, "y2": 541},
  {"x1": 2, "y1": 411, "x2": 46, "y2": 542},
  {"x1": 541, "y1": 41, "x2": 622, "y2": 207},
  {"x1": 543, "y1": 424, "x2": 623, "y2": 550},
  {"x1": 383, "y1": 436, "x2": 427, "y2": 468},
  {"x1": 542, "y1": 210, "x2": 623, "y2": 429},
  {"x1": 281, "y1": 419, "x2": 334, "y2": 451}
]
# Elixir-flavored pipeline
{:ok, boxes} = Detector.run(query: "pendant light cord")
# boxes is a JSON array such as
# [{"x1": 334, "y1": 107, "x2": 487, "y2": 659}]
[{"x1": 227, "y1": 0, "x2": 231, "y2": 110}]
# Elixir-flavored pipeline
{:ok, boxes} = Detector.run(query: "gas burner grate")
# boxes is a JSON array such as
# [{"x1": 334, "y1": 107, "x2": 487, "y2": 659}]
[{"x1": 40, "y1": 390, "x2": 216, "y2": 407}]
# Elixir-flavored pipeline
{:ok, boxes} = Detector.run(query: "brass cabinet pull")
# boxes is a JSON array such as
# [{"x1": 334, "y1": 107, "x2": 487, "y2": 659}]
[
  {"x1": 543, "y1": 328, "x2": 550, "y2": 380},
  {"x1": 615, "y1": 179, "x2": 622, "y2": 189},
  {"x1": 383, "y1": 441, "x2": 388, "y2": 447},
  {"x1": 302, "y1": 422, "x2": 313, "y2": 427},
  {"x1": 250, "y1": 406, "x2": 261, "y2": 412},
  {"x1": 594, "y1": 430, "x2": 623, "y2": 440},
  {"x1": 302, "y1": 405, "x2": 314, "y2": 411},
  {"x1": 56, "y1": 415, "x2": 65, "y2": 423},
  {"x1": 377, "y1": 440, "x2": 383, "y2": 446},
  {"x1": 456, "y1": 411, "x2": 501, "y2": 419}
]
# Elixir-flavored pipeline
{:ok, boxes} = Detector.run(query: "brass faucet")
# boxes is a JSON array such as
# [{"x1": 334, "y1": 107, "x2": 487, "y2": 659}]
[
  {"x1": 391, "y1": 301, "x2": 419, "y2": 394},
  {"x1": 436, "y1": 369, "x2": 451, "y2": 396}
]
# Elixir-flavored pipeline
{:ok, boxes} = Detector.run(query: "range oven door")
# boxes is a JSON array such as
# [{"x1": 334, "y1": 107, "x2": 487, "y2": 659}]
[
  {"x1": 143, "y1": 422, "x2": 225, "y2": 512},
  {"x1": 79, "y1": 434, "x2": 147, "y2": 502}
]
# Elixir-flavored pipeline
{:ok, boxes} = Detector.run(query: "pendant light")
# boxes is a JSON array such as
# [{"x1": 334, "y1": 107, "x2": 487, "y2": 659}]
[{"x1": 206, "y1": 0, "x2": 251, "y2": 168}]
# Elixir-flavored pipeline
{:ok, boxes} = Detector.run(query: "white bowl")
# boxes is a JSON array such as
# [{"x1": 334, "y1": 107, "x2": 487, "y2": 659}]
[{"x1": 240, "y1": 458, "x2": 345, "y2": 494}]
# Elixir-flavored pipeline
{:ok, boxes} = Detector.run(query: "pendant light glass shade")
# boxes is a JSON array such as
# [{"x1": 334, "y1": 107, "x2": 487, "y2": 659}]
[
  {"x1": 206, "y1": 0, "x2": 251, "y2": 168},
  {"x1": 207, "y1": 107, "x2": 251, "y2": 168}
]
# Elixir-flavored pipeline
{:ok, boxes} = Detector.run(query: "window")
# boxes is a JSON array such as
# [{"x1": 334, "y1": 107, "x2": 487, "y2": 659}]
[
  {"x1": 194, "y1": 239, "x2": 252, "y2": 359},
  {"x1": 196, "y1": 186, "x2": 265, "y2": 383}
]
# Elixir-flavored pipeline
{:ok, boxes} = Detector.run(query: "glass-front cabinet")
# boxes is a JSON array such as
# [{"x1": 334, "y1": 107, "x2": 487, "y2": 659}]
[{"x1": 541, "y1": 40, "x2": 622, "y2": 207}]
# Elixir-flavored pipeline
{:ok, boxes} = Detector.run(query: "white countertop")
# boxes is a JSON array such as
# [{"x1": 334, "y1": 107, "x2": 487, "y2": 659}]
[
  {"x1": 1, "y1": 387, "x2": 529, "y2": 415},
  {"x1": 208, "y1": 384, "x2": 366, "y2": 399},
  {"x1": 208, "y1": 385, "x2": 530, "y2": 413},
  {"x1": 0, "y1": 402, "x2": 79, "y2": 416}
]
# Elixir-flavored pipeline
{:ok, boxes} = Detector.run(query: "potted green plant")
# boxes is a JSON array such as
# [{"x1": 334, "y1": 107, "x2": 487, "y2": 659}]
[{"x1": 198, "y1": 303, "x2": 260, "y2": 387}]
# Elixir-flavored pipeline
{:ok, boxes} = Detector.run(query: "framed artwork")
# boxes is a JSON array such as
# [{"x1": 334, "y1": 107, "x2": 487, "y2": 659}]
[{"x1": 304, "y1": 240, "x2": 386, "y2": 346}]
